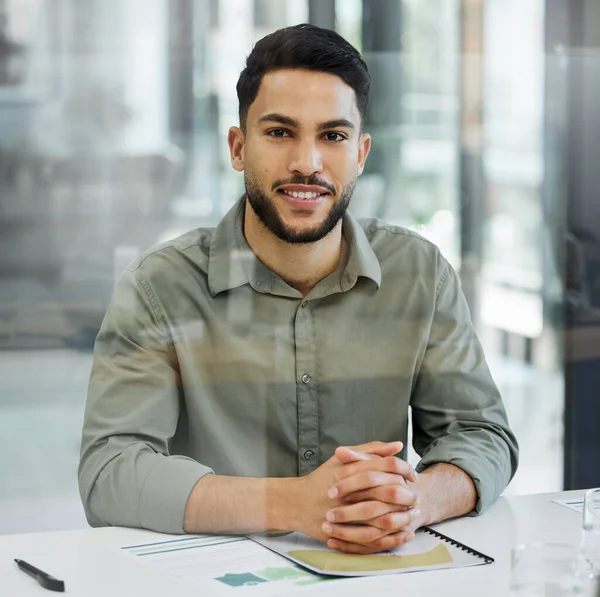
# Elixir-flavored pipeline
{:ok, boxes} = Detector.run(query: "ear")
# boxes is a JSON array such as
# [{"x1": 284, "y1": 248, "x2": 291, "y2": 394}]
[
  {"x1": 357, "y1": 133, "x2": 371, "y2": 176},
  {"x1": 228, "y1": 126, "x2": 245, "y2": 172}
]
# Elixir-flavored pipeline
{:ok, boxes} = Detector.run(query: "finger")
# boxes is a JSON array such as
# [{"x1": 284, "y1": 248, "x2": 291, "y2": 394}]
[
  {"x1": 344, "y1": 440, "x2": 403, "y2": 458},
  {"x1": 330, "y1": 471, "x2": 409, "y2": 499},
  {"x1": 343, "y1": 484, "x2": 419, "y2": 508},
  {"x1": 367, "y1": 508, "x2": 421, "y2": 532},
  {"x1": 321, "y1": 521, "x2": 388, "y2": 545},
  {"x1": 335, "y1": 447, "x2": 373, "y2": 465},
  {"x1": 338, "y1": 455, "x2": 418, "y2": 483},
  {"x1": 326, "y1": 500, "x2": 395, "y2": 523},
  {"x1": 328, "y1": 530, "x2": 416, "y2": 555}
]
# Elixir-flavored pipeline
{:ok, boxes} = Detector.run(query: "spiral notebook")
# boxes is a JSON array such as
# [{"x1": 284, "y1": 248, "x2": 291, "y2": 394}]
[{"x1": 250, "y1": 526, "x2": 494, "y2": 577}]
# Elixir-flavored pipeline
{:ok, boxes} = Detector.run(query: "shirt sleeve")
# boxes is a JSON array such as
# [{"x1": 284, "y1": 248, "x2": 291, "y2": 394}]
[
  {"x1": 411, "y1": 256, "x2": 519, "y2": 514},
  {"x1": 78, "y1": 268, "x2": 213, "y2": 534}
]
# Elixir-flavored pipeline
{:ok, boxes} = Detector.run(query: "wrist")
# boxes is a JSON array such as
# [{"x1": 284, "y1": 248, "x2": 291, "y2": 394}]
[
  {"x1": 411, "y1": 470, "x2": 437, "y2": 527},
  {"x1": 267, "y1": 476, "x2": 305, "y2": 532}
]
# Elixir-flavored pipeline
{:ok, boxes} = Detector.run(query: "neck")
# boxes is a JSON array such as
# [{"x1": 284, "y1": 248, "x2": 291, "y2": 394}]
[{"x1": 243, "y1": 199, "x2": 345, "y2": 296}]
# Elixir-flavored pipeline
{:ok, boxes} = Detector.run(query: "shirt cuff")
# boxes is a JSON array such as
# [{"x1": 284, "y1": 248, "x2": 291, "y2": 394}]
[{"x1": 138, "y1": 456, "x2": 214, "y2": 534}]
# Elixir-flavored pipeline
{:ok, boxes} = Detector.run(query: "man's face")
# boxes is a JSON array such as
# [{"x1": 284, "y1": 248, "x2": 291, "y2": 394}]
[{"x1": 228, "y1": 69, "x2": 371, "y2": 244}]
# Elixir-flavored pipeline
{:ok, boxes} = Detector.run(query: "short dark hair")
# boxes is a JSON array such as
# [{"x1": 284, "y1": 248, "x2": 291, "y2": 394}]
[{"x1": 236, "y1": 23, "x2": 370, "y2": 131}]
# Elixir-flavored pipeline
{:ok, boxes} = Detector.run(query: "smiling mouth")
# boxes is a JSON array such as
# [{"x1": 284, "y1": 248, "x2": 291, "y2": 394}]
[{"x1": 278, "y1": 190, "x2": 328, "y2": 199}]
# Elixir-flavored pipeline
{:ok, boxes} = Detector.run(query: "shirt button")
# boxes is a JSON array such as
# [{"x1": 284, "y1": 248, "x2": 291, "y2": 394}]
[
  {"x1": 301, "y1": 373, "x2": 311, "y2": 384},
  {"x1": 301, "y1": 302, "x2": 307, "y2": 308},
  {"x1": 303, "y1": 450, "x2": 315, "y2": 460},
  {"x1": 256, "y1": 281, "x2": 262, "y2": 287}
]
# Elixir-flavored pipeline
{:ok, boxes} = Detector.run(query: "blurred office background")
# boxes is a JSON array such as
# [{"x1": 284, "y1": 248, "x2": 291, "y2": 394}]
[{"x1": 1, "y1": 0, "x2": 598, "y2": 534}]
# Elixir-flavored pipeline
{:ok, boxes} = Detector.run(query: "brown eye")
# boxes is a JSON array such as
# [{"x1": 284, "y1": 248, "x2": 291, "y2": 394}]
[{"x1": 269, "y1": 129, "x2": 289, "y2": 138}]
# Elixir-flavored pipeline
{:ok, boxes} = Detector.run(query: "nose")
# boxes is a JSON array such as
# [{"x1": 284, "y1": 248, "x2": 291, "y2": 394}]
[{"x1": 288, "y1": 139, "x2": 323, "y2": 177}]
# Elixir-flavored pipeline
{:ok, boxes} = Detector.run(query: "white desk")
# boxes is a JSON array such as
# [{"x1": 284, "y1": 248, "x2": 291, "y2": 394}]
[{"x1": 0, "y1": 489, "x2": 586, "y2": 596}]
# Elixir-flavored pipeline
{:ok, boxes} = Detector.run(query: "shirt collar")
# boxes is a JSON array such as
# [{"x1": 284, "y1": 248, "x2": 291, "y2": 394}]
[
  {"x1": 208, "y1": 197, "x2": 382, "y2": 297},
  {"x1": 342, "y1": 210, "x2": 382, "y2": 291}
]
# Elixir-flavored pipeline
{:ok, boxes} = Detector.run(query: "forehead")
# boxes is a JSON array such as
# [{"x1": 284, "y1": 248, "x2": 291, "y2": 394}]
[{"x1": 248, "y1": 69, "x2": 361, "y2": 127}]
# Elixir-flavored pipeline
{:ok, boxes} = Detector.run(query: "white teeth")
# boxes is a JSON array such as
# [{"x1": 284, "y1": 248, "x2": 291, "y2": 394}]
[{"x1": 283, "y1": 190, "x2": 321, "y2": 199}]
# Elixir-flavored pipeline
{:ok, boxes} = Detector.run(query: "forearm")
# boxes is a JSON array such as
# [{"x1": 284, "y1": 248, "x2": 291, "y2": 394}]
[
  {"x1": 413, "y1": 463, "x2": 477, "y2": 527},
  {"x1": 183, "y1": 474, "x2": 304, "y2": 534}
]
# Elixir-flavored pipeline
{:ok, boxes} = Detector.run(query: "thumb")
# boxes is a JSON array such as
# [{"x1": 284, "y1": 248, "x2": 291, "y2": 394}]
[
  {"x1": 364, "y1": 440, "x2": 404, "y2": 457},
  {"x1": 335, "y1": 446, "x2": 373, "y2": 464},
  {"x1": 335, "y1": 441, "x2": 404, "y2": 464},
  {"x1": 350, "y1": 440, "x2": 404, "y2": 458}
]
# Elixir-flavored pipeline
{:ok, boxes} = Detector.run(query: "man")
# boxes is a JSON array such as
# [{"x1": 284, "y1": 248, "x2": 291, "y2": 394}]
[{"x1": 78, "y1": 24, "x2": 518, "y2": 555}]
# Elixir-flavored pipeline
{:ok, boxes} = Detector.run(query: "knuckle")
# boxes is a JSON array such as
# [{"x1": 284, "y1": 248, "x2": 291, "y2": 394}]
[
  {"x1": 366, "y1": 527, "x2": 381, "y2": 542},
  {"x1": 390, "y1": 456, "x2": 403, "y2": 474},
  {"x1": 378, "y1": 535, "x2": 396, "y2": 551},
  {"x1": 386, "y1": 485, "x2": 400, "y2": 501},
  {"x1": 392, "y1": 534, "x2": 408, "y2": 548},
  {"x1": 396, "y1": 512, "x2": 410, "y2": 529},
  {"x1": 363, "y1": 502, "x2": 377, "y2": 519},
  {"x1": 390, "y1": 513, "x2": 403, "y2": 529},
  {"x1": 379, "y1": 514, "x2": 394, "y2": 530}
]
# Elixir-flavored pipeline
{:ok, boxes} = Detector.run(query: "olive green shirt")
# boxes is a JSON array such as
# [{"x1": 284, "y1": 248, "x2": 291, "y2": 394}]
[{"x1": 78, "y1": 199, "x2": 518, "y2": 534}]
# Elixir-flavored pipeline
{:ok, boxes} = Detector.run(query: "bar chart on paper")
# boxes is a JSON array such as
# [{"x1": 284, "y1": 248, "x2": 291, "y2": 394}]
[{"x1": 120, "y1": 534, "x2": 339, "y2": 594}]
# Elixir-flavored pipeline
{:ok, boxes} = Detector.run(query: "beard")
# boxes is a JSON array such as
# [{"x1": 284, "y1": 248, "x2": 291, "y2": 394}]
[{"x1": 244, "y1": 172, "x2": 356, "y2": 244}]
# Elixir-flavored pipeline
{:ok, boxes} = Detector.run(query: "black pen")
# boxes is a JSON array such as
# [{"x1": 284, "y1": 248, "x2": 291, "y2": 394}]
[{"x1": 14, "y1": 559, "x2": 65, "y2": 592}]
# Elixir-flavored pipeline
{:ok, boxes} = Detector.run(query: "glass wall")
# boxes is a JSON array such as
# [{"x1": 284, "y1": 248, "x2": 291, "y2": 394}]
[
  {"x1": 479, "y1": 0, "x2": 564, "y2": 493},
  {"x1": 0, "y1": 0, "x2": 571, "y2": 533}
]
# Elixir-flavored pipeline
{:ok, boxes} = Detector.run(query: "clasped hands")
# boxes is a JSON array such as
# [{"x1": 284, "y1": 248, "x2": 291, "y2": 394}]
[{"x1": 298, "y1": 440, "x2": 422, "y2": 554}]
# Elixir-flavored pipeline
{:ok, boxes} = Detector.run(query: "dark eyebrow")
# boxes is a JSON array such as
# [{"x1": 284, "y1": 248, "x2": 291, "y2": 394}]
[
  {"x1": 257, "y1": 113, "x2": 300, "y2": 128},
  {"x1": 317, "y1": 119, "x2": 355, "y2": 131},
  {"x1": 257, "y1": 114, "x2": 356, "y2": 131}
]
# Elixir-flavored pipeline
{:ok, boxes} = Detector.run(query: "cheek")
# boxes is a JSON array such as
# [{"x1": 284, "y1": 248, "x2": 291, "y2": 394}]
[
  {"x1": 246, "y1": 161, "x2": 276, "y2": 189},
  {"x1": 331, "y1": 155, "x2": 359, "y2": 182},
  {"x1": 328, "y1": 145, "x2": 357, "y2": 167}
]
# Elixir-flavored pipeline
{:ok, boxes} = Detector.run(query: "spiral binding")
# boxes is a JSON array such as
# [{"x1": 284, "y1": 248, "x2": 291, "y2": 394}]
[{"x1": 421, "y1": 526, "x2": 495, "y2": 564}]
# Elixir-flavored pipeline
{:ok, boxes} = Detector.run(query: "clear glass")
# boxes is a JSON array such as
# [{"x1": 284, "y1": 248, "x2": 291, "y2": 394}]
[
  {"x1": 0, "y1": 0, "x2": 578, "y2": 533},
  {"x1": 479, "y1": 0, "x2": 564, "y2": 497},
  {"x1": 510, "y1": 543, "x2": 591, "y2": 597},
  {"x1": 582, "y1": 489, "x2": 600, "y2": 578}
]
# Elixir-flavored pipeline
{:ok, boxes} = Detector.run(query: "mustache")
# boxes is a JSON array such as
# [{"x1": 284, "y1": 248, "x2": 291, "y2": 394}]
[{"x1": 271, "y1": 175, "x2": 336, "y2": 195}]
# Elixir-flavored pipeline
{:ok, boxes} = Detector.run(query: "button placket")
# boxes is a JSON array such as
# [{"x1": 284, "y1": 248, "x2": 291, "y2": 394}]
[{"x1": 294, "y1": 298, "x2": 319, "y2": 475}]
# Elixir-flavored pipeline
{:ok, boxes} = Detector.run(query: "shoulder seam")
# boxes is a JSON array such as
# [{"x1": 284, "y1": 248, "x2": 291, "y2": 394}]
[
  {"x1": 435, "y1": 263, "x2": 451, "y2": 299},
  {"x1": 128, "y1": 240, "x2": 209, "y2": 271},
  {"x1": 361, "y1": 221, "x2": 441, "y2": 249},
  {"x1": 131, "y1": 270, "x2": 175, "y2": 350}
]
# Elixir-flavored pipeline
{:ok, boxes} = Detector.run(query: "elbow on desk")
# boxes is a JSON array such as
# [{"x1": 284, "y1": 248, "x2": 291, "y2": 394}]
[
  {"x1": 78, "y1": 460, "x2": 117, "y2": 529},
  {"x1": 77, "y1": 443, "x2": 145, "y2": 530}
]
